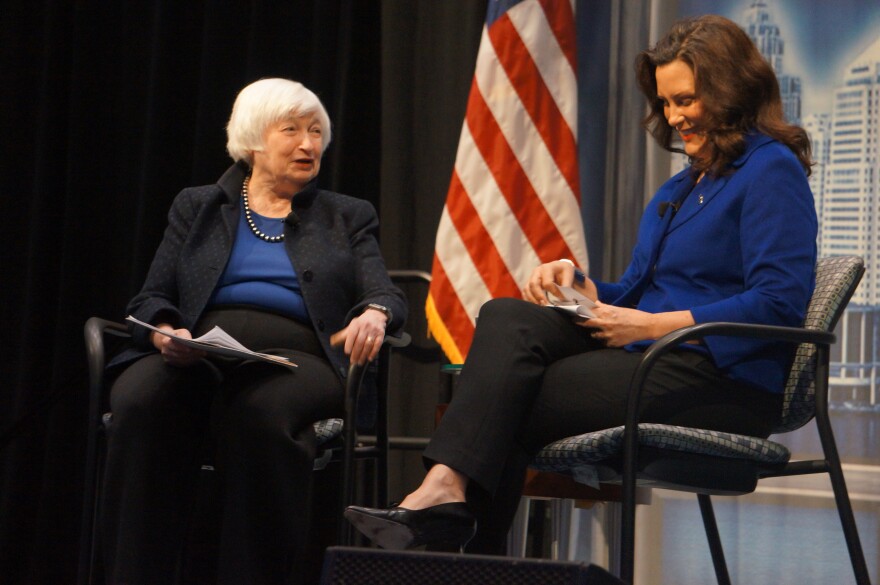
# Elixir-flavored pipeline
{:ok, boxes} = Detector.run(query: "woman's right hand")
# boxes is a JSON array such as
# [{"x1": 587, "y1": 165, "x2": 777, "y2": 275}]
[
  {"x1": 151, "y1": 324, "x2": 206, "y2": 367},
  {"x1": 522, "y1": 260, "x2": 597, "y2": 306}
]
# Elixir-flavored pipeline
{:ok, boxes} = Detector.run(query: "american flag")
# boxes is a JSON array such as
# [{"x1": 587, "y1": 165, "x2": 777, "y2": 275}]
[{"x1": 426, "y1": 0, "x2": 588, "y2": 363}]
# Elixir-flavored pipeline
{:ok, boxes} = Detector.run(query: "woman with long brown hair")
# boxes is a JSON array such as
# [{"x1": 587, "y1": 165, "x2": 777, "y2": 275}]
[{"x1": 346, "y1": 14, "x2": 817, "y2": 555}]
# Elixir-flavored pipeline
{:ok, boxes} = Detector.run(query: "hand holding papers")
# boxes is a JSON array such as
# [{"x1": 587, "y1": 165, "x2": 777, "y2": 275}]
[
  {"x1": 126, "y1": 315, "x2": 297, "y2": 368},
  {"x1": 546, "y1": 286, "x2": 597, "y2": 320}
]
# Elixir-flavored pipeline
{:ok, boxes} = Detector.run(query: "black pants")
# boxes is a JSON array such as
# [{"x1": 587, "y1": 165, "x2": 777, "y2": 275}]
[
  {"x1": 423, "y1": 297, "x2": 783, "y2": 553},
  {"x1": 101, "y1": 308, "x2": 344, "y2": 585}
]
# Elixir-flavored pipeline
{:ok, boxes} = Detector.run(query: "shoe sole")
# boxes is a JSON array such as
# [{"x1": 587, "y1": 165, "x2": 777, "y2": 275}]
[{"x1": 344, "y1": 508, "x2": 416, "y2": 550}]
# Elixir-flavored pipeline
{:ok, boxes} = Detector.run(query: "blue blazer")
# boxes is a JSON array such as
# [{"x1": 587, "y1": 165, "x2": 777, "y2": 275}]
[
  {"x1": 110, "y1": 161, "x2": 408, "y2": 386},
  {"x1": 595, "y1": 133, "x2": 817, "y2": 393}
]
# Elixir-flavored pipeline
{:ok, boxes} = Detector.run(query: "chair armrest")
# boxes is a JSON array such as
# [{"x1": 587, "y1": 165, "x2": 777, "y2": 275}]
[
  {"x1": 642, "y1": 322, "x2": 833, "y2": 357},
  {"x1": 84, "y1": 317, "x2": 130, "y2": 398},
  {"x1": 627, "y1": 321, "x2": 834, "y2": 425},
  {"x1": 344, "y1": 332, "x2": 412, "y2": 392},
  {"x1": 383, "y1": 332, "x2": 412, "y2": 350}
]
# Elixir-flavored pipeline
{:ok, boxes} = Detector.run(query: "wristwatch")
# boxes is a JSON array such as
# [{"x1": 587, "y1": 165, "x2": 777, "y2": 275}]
[{"x1": 365, "y1": 303, "x2": 393, "y2": 323}]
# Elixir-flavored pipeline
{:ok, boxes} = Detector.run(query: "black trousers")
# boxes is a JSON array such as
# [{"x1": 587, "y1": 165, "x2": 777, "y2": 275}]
[
  {"x1": 101, "y1": 308, "x2": 344, "y2": 585},
  {"x1": 423, "y1": 297, "x2": 783, "y2": 553}
]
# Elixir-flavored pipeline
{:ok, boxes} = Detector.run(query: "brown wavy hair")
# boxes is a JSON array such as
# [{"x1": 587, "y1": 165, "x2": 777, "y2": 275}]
[{"x1": 635, "y1": 14, "x2": 812, "y2": 177}]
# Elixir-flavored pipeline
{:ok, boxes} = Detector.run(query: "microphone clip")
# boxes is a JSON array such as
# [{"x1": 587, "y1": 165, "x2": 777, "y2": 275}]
[{"x1": 658, "y1": 201, "x2": 681, "y2": 218}]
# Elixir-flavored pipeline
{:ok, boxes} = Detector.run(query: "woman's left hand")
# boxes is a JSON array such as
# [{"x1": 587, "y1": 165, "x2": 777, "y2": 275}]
[
  {"x1": 584, "y1": 302, "x2": 695, "y2": 347},
  {"x1": 583, "y1": 302, "x2": 656, "y2": 347},
  {"x1": 330, "y1": 309, "x2": 389, "y2": 365}
]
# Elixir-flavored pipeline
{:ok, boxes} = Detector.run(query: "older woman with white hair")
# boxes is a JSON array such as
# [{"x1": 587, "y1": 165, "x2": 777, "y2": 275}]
[{"x1": 101, "y1": 78, "x2": 406, "y2": 585}]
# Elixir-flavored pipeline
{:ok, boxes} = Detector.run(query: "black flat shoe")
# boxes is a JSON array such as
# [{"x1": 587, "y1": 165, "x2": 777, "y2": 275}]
[{"x1": 344, "y1": 502, "x2": 476, "y2": 551}]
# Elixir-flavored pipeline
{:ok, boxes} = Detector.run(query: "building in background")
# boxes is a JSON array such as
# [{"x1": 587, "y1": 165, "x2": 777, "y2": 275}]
[
  {"x1": 677, "y1": 1, "x2": 880, "y2": 412},
  {"x1": 744, "y1": 1, "x2": 802, "y2": 125},
  {"x1": 637, "y1": 4, "x2": 880, "y2": 582},
  {"x1": 820, "y1": 36, "x2": 880, "y2": 408},
  {"x1": 803, "y1": 113, "x2": 830, "y2": 240}
]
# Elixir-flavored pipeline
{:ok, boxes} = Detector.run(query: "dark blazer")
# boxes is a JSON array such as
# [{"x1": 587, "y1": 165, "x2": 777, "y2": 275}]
[
  {"x1": 595, "y1": 133, "x2": 817, "y2": 394},
  {"x1": 110, "y1": 161, "x2": 407, "y2": 385}
]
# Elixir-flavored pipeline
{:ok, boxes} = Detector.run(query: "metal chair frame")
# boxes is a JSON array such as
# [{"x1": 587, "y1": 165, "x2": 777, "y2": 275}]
[{"x1": 530, "y1": 257, "x2": 870, "y2": 584}]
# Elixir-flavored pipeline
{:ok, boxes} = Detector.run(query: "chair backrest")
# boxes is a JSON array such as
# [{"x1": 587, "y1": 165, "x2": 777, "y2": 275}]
[{"x1": 776, "y1": 255, "x2": 864, "y2": 432}]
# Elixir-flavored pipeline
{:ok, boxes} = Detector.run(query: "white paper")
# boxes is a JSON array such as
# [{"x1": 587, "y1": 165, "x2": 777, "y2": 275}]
[
  {"x1": 547, "y1": 286, "x2": 597, "y2": 319},
  {"x1": 126, "y1": 315, "x2": 297, "y2": 368}
]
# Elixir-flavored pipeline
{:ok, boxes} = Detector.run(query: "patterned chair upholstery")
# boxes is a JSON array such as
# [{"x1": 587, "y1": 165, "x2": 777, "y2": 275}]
[
  {"x1": 529, "y1": 256, "x2": 870, "y2": 585},
  {"x1": 313, "y1": 418, "x2": 345, "y2": 446}
]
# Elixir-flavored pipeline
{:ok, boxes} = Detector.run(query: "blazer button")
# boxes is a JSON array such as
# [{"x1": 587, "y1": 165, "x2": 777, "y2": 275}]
[
  {"x1": 303, "y1": 270, "x2": 314, "y2": 282},
  {"x1": 339, "y1": 366, "x2": 348, "y2": 378},
  {"x1": 317, "y1": 320, "x2": 325, "y2": 331}
]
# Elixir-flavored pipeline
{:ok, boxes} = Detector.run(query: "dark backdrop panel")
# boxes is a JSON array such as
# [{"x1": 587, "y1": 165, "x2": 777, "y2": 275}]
[
  {"x1": 379, "y1": 0, "x2": 487, "y2": 271},
  {"x1": 379, "y1": 0, "x2": 487, "y2": 502}
]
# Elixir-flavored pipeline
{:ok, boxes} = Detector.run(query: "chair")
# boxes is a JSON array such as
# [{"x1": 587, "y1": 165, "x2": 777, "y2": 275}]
[
  {"x1": 529, "y1": 255, "x2": 870, "y2": 584},
  {"x1": 77, "y1": 317, "x2": 409, "y2": 585}
]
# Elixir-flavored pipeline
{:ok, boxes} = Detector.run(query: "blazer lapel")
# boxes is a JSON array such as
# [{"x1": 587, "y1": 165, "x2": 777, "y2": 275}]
[
  {"x1": 666, "y1": 173, "x2": 728, "y2": 233},
  {"x1": 668, "y1": 132, "x2": 773, "y2": 232},
  {"x1": 613, "y1": 132, "x2": 775, "y2": 308},
  {"x1": 612, "y1": 175, "x2": 693, "y2": 307}
]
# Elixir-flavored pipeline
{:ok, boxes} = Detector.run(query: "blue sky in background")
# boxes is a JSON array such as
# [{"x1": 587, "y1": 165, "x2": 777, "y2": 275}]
[{"x1": 677, "y1": 0, "x2": 880, "y2": 114}]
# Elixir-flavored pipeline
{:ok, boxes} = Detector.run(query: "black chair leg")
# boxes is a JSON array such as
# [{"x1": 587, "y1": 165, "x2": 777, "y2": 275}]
[
  {"x1": 78, "y1": 449, "x2": 99, "y2": 585},
  {"x1": 374, "y1": 452, "x2": 387, "y2": 509},
  {"x1": 337, "y1": 362, "x2": 368, "y2": 546},
  {"x1": 79, "y1": 417, "x2": 109, "y2": 585},
  {"x1": 826, "y1": 459, "x2": 872, "y2": 584},
  {"x1": 816, "y1": 422, "x2": 871, "y2": 583},
  {"x1": 814, "y1": 355, "x2": 872, "y2": 585},
  {"x1": 697, "y1": 494, "x2": 731, "y2": 585}
]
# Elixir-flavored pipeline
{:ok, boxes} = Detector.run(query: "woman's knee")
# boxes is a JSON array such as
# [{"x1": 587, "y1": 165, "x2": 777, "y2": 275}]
[
  {"x1": 477, "y1": 297, "x2": 530, "y2": 324},
  {"x1": 473, "y1": 297, "x2": 583, "y2": 361},
  {"x1": 109, "y1": 357, "x2": 213, "y2": 432},
  {"x1": 219, "y1": 385, "x2": 318, "y2": 459}
]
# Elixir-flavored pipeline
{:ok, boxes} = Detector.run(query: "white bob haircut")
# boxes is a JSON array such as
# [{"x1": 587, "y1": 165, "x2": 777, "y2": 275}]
[{"x1": 226, "y1": 78, "x2": 332, "y2": 165}]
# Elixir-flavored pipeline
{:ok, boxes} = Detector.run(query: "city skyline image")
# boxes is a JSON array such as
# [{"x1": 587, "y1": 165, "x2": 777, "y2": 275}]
[
  {"x1": 677, "y1": 0, "x2": 880, "y2": 415},
  {"x1": 647, "y1": 3, "x2": 879, "y2": 582}
]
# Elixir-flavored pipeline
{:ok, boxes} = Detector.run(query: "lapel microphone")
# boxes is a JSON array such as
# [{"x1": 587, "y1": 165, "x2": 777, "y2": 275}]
[
  {"x1": 658, "y1": 201, "x2": 681, "y2": 218},
  {"x1": 285, "y1": 211, "x2": 300, "y2": 228}
]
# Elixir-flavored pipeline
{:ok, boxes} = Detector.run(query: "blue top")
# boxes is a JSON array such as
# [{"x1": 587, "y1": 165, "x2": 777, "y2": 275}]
[
  {"x1": 209, "y1": 201, "x2": 309, "y2": 322},
  {"x1": 594, "y1": 133, "x2": 818, "y2": 393}
]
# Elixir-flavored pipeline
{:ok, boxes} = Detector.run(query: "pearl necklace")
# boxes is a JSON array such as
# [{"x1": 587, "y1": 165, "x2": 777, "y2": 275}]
[{"x1": 242, "y1": 175, "x2": 284, "y2": 243}]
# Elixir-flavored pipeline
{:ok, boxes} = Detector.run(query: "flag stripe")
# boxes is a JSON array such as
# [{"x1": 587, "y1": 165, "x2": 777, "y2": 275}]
[
  {"x1": 465, "y1": 79, "x2": 576, "y2": 263},
  {"x1": 472, "y1": 26, "x2": 585, "y2": 269},
  {"x1": 427, "y1": 0, "x2": 586, "y2": 362},
  {"x1": 488, "y1": 13, "x2": 580, "y2": 201},
  {"x1": 446, "y1": 170, "x2": 523, "y2": 298},
  {"x1": 453, "y1": 123, "x2": 544, "y2": 287},
  {"x1": 538, "y1": 0, "x2": 577, "y2": 72},
  {"x1": 434, "y1": 206, "x2": 491, "y2": 321},
  {"x1": 426, "y1": 254, "x2": 474, "y2": 362}
]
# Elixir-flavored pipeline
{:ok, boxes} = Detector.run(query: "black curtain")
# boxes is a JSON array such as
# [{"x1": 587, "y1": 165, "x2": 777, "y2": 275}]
[
  {"x1": 0, "y1": 1, "x2": 486, "y2": 582},
  {"x1": 379, "y1": 0, "x2": 488, "y2": 515}
]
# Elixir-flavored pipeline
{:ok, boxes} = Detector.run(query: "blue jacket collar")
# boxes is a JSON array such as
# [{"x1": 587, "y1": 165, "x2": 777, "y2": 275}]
[
  {"x1": 664, "y1": 131, "x2": 773, "y2": 231},
  {"x1": 217, "y1": 160, "x2": 319, "y2": 206},
  {"x1": 669, "y1": 130, "x2": 772, "y2": 186}
]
